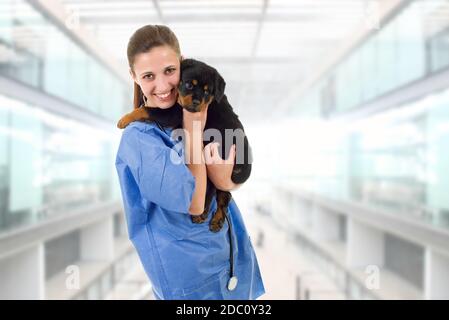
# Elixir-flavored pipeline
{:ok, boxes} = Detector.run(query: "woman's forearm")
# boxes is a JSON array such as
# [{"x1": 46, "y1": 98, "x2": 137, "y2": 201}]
[
  {"x1": 185, "y1": 130, "x2": 207, "y2": 215},
  {"x1": 188, "y1": 163, "x2": 207, "y2": 214},
  {"x1": 182, "y1": 107, "x2": 209, "y2": 215}
]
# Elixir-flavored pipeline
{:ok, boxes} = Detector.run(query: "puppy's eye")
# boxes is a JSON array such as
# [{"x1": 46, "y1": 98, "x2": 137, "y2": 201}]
[{"x1": 185, "y1": 82, "x2": 193, "y2": 90}]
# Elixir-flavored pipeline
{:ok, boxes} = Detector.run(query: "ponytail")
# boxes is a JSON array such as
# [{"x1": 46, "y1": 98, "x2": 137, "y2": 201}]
[
  {"x1": 132, "y1": 82, "x2": 155, "y2": 123},
  {"x1": 133, "y1": 82, "x2": 144, "y2": 109}
]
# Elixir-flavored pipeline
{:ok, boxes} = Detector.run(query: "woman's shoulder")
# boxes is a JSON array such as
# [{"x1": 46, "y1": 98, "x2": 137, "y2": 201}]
[
  {"x1": 118, "y1": 121, "x2": 163, "y2": 151},
  {"x1": 123, "y1": 121, "x2": 158, "y2": 135},
  {"x1": 119, "y1": 121, "x2": 177, "y2": 155},
  {"x1": 121, "y1": 121, "x2": 165, "y2": 142}
]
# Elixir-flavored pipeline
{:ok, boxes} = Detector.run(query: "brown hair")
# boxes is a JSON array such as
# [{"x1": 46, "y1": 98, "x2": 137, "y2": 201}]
[{"x1": 127, "y1": 25, "x2": 181, "y2": 109}]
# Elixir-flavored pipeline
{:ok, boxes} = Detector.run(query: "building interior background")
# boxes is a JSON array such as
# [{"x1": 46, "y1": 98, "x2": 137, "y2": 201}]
[{"x1": 0, "y1": 0, "x2": 449, "y2": 300}]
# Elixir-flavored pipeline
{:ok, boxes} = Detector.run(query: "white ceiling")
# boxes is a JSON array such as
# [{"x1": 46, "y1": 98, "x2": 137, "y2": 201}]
[{"x1": 58, "y1": 0, "x2": 376, "y2": 122}]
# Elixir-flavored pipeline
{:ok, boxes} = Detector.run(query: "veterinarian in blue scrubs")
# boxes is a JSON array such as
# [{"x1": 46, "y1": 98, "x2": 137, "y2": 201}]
[{"x1": 115, "y1": 25, "x2": 265, "y2": 299}]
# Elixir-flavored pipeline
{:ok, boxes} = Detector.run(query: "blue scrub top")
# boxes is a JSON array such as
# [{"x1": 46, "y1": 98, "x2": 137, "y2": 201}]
[{"x1": 115, "y1": 121, "x2": 265, "y2": 300}]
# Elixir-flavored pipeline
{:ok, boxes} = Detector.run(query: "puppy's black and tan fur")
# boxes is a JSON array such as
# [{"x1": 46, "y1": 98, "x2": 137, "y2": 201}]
[{"x1": 117, "y1": 59, "x2": 252, "y2": 232}]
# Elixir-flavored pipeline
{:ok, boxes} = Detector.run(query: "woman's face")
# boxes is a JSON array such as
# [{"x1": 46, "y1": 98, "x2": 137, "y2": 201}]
[{"x1": 131, "y1": 45, "x2": 181, "y2": 109}]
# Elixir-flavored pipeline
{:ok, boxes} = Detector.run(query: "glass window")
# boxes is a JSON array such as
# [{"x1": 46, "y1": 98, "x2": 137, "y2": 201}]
[
  {"x1": 9, "y1": 102, "x2": 43, "y2": 221},
  {"x1": 0, "y1": 93, "x2": 120, "y2": 233},
  {"x1": 360, "y1": 37, "x2": 378, "y2": 102},
  {"x1": 426, "y1": 95, "x2": 449, "y2": 223},
  {"x1": 0, "y1": 0, "x2": 129, "y2": 235},
  {"x1": 43, "y1": 28, "x2": 69, "y2": 99},
  {"x1": 0, "y1": 0, "x2": 126, "y2": 120},
  {"x1": 334, "y1": 51, "x2": 362, "y2": 112},
  {"x1": 67, "y1": 43, "x2": 88, "y2": 108},
  {"x1": 421, "y1": 0, "x2": 449, "y2": 72},
  {"x1": 99, "y1": 68, "x2": 113, "y2": 119},
  {"x1": 87, "y1": 60, "x2": 102, "y2": 114},
  {"x1": 395, "y1": 2, "x2": 426, "y2": 87},
  {"x1": 428, "y1": 27, "x2": 449, "y2": 72},
  {"x1": 109, "y1": 81, "x2": 128, "y2": 122},
  {"x1": 376, "y1": 17, "x2": 397, "y2": 95},
  {"x1": 0, "y1": 0, "x2": 13, "y2": 43},
  {"x1": 10, "y1": 0, "x2": 47, "y2": 88},
  {"x1": 335, "y1": 59, "x2": 350, "y2": 112}
]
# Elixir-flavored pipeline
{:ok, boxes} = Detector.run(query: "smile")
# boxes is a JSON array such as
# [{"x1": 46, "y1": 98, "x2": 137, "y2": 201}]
[{"x1": 154, "y1": 88, "x2": 174, "y2": 101}]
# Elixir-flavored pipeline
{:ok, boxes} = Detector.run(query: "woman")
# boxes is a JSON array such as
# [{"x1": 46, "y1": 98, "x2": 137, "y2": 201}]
[{"x1": 115, "y1": 25, "x2": 265, "y2": 300}]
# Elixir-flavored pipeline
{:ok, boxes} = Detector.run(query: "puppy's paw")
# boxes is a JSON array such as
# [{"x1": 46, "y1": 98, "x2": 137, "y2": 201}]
[
  {"x1": 117, "y1": 114, "x2": 134, "y2": 129},
  {"x1": 209, "y1": 216, "x2": 225, "y2": 233},
  {"x1": 191, "y1": 213, "x2": 207, "y2": 224}
]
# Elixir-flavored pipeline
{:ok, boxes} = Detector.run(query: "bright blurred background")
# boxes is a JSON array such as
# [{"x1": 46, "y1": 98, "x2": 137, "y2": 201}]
[{"x1": 1, "y1": 0, "x2": 449, "y2": 300}]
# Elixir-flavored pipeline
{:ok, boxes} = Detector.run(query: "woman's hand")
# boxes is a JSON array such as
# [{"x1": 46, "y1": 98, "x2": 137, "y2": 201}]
[
  {"x1": 182, "y1": 106, "x2": 208, "y2": 134},
  {"x1": 204, "y1": 143, "x2": 240, "y2": 191},
  {"x1": 182, "y1": 106, "x2": 208, "y2": 165}
]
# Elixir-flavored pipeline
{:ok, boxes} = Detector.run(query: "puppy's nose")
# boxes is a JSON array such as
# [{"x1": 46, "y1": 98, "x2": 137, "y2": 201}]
[{"x1": 192, "y1": 99, "x2": 201, "y2": 105}]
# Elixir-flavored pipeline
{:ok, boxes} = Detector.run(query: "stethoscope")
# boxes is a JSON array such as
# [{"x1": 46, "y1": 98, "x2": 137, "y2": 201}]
[
  {"x1": 155, "y1": 120, "x2": 238, "y2": 292},
  {"x1": 224, "y1": 210, "x2": 238, "y2": 291}
]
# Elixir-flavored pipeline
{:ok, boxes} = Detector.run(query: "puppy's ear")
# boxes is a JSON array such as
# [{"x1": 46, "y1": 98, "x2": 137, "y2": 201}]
[
  {"x1": 214, "y1": 71, "x2": 226, "y2": 103},
  {"x1": 181, "y1": 58, "x2": 195, "y2": 73}
]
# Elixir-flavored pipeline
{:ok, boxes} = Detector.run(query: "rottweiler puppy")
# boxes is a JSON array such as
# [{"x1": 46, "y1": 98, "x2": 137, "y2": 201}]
[{"x1": 117, "y1": 58, "x2": 252, "y2": 233}]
